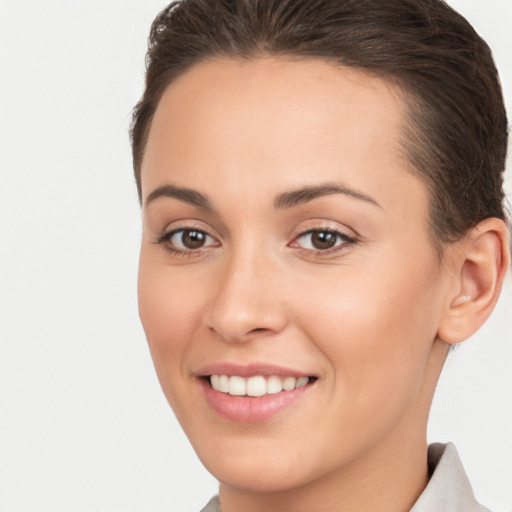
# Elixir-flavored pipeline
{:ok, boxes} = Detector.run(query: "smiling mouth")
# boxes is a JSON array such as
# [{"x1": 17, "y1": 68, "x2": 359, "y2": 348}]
[{"x1": 208, "y1": 375, "x2": 317, "y2": 397}]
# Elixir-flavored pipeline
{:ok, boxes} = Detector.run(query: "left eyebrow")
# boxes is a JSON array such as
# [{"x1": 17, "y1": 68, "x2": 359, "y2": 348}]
[
  {"x1": 145, "y1": 184, "x2": 213, "y2": 209},
  {"x1": 274, "y1": 182, "x2": 381, "y2": 209}
]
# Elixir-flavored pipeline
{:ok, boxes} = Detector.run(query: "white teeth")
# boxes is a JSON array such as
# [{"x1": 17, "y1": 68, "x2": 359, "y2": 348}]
[
  {"x1": 218, "y1": 374, "x2": 230, "y2": 393},
  {"x1": 210, "y1": 374, "x2": 311, "y2": 396},
  {"x1": 282, "y1": 376, "x2": 296, "y2": 391},
  {"x1": 228, "y1": 376, "x2": 246, "y2": 396},
  {"x1": 246, "y1": 376, "x2": 266, "y2": 397},
  {"x1": 266, "y1": 375, "x2": 283, "y2": 394},
  {"x1": 210, "y1": 374, "x2": 220, "y2": 389},
  {"x1": 296, "y1": 376, "x2": 309, "y2": 388}
]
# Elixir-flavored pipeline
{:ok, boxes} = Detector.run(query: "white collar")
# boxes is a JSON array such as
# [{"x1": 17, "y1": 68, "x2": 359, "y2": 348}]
[{"x1": 411, "y1": 442, "x2": 490, "y2": 512}]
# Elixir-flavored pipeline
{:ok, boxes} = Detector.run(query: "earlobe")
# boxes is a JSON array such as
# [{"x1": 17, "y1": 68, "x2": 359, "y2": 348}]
[{"x1": 437, "y1": 218, "x2": 510, "y2": 345}]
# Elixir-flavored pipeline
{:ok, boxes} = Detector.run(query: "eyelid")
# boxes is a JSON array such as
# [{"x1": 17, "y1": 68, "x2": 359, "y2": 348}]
[
  {"x1": 291, "y1": 217, "x2": 360, "y2": 238},
  {"x1": 157, "y1": 218, "x2": 218, "y2": 241},
  {"x1": 289, "y1": 219, "x2": 357, "y2": 240}
]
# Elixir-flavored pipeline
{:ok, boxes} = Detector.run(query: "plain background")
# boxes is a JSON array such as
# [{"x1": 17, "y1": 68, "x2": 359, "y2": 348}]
[{"x1": 0, "y1": 1, "x2": 511, "y2": 511}]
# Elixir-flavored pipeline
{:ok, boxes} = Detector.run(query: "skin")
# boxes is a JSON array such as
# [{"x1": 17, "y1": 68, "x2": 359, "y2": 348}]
[{"x1": 137, "y1": 58, "x2": 509, "y2": 512}]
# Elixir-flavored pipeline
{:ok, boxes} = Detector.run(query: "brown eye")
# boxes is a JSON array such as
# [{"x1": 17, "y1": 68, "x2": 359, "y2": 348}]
[
  {"x1": 310, "y1": 231, "x2": 338, "y2": 250},
  {"x1": 181, "y1": 230, "x2": 206, "y2": 249},
  {"x1": 161, "y1": 228, "x2": 218, "y2": 252},
  {"x1": 292, "y1": 229, "x2": 354, "y2": 253}
]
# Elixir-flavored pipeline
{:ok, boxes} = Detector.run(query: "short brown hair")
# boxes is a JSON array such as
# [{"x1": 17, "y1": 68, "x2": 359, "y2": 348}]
[{"x1": 130, "y1": 0, "x2": 508, "y2": 247}]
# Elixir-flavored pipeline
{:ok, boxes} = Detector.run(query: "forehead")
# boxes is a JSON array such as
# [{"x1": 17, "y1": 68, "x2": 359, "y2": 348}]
[{"x1": 142, "y1": 57, "x2": 423, "y2": 215}]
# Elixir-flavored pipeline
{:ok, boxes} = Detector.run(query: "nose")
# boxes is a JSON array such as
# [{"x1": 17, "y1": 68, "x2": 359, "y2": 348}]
[{"x1": 205, "y1": 248, "x2": 288, "y2": 344}]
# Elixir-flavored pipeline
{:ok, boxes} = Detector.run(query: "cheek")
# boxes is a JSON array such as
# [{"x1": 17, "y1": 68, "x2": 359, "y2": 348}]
[
  {"x1": 137, "y1": 252, "x2": 205, "y2": 384},
  {"x1": 294, "y1": 253, "x2": 441, "y2": 415}
]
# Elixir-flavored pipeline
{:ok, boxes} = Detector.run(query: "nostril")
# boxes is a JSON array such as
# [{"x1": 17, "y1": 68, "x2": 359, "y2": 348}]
[{"x1": 206, "y1": 293, "x2": 288, "y2": 343}]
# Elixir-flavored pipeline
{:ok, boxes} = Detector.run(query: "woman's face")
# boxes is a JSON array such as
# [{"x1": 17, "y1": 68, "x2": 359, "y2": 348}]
[{"x1": 138, "y1": 58, "x2": 451, "y2": 492}]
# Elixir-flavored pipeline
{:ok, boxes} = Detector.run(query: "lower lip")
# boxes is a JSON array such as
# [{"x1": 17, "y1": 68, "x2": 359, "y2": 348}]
[{"x1": 199, "y1": 379, "x2": 313, "y2": 423}]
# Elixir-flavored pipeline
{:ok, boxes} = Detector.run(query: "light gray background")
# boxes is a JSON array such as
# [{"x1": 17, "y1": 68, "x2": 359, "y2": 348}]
[{"x1": 0, "y1": 1, "x2": 511, "y2": 511}]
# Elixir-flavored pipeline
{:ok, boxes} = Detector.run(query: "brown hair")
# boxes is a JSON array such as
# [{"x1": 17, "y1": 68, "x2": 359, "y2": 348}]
[{"x1": 130, "y1": 0, "x2": 508, "y2": 247}]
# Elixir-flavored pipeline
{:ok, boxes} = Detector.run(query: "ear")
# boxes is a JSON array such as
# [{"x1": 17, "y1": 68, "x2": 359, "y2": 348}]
[{"x1": 437, "y1": 218, "x2": 510, "y2": 345}]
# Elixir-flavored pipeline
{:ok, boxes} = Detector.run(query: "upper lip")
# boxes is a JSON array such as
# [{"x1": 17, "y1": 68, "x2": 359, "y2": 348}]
[{"x1": 196, "y1": 362, "x2": 314, "y2": 379}]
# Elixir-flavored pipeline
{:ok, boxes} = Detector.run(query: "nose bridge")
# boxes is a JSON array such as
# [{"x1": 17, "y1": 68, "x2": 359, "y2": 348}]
[{"x1": 206, "y1": 239, "x2": 286, "y2": 343}]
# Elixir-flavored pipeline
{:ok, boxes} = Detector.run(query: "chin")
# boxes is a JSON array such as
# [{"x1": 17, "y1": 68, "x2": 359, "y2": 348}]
[
  {"x1": 206, "y1": 457, "x2": 313, "y2": 494},
  {"x1": 187, "y1": 430, "x2": 317, "y2": 493}
]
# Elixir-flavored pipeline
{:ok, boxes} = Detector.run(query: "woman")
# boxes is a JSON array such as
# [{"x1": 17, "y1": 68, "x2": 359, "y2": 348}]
[{"x1": 130, "y1": 0, "x2": 510, "y2": 510}]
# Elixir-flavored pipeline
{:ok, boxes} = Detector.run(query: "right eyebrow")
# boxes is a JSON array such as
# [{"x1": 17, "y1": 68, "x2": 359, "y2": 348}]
[
  {"x1": 274, "y1": 182, "x2": 381, "y2": 209},
  {"x1": 145, "y1": 184, "x2": 213, "y2": 209}
]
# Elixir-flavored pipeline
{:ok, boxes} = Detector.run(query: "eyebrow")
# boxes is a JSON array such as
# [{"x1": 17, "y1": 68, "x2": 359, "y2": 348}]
[
  {"x1": 145, "y1": 184, "x2": 213, "y2": 209},
  {"x1": 274, "y1": 182, "x2": 381, "y2": 209},
  {"x1": 145, "y1": 181, "x2": 381, "y2": 210}
]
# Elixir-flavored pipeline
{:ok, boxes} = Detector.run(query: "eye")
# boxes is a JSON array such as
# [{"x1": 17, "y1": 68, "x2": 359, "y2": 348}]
[
  {"x1": 292, "y1": 229, "x2": 355, "y2": 252},
  {"x1": 157, "y1": 228, "x2": 218, "y2": 253}
]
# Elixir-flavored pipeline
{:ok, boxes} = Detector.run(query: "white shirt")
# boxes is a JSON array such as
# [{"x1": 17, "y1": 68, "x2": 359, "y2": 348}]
[{"x1": 199, "y1": 443, "x2": 491, "y2": 512}]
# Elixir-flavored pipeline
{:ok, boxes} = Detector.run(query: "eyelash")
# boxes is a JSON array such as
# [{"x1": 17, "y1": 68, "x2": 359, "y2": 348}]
[{"x1": 154, "y1": 227, "x2": 357, "y2": 258}]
